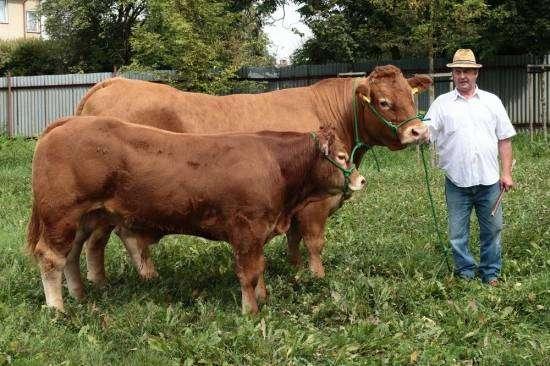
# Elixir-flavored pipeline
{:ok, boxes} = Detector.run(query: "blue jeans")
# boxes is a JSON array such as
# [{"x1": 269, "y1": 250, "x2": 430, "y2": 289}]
[{"x1": 444, "y1": 177, "x2": 503, "y2": 282}]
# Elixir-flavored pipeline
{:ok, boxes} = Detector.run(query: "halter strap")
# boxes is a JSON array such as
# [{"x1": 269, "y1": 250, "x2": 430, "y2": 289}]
[{"x1": 310, "y1": 132, "x2": 356, "y2": 195}]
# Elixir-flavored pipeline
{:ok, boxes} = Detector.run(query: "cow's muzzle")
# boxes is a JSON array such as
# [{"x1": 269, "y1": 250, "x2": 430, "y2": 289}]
[{"x1": 400, "y1": 122, "x2": 429, "y2": 145}]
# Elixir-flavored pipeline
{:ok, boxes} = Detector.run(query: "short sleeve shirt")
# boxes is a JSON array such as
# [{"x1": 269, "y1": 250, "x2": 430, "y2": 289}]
[{"x1": 425, "y1": 87, "x2": 516, "y2": 187}]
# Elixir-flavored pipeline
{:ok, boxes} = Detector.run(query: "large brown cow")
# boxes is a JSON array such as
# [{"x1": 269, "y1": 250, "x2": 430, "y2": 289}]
[
  {"x1": 28, "y1": 117, "x2": 365, "y2": 313},
  {"x1": 77, "y1": 65, "x2": 432, "y2": 280}
]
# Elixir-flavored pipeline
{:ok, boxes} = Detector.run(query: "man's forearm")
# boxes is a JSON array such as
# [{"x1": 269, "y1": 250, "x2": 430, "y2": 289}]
[{"x1": 498, "y1": 138, "x2": 513, "y2": 176}]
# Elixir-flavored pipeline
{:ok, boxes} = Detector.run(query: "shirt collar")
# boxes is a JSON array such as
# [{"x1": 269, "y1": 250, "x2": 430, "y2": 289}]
[{"x1": 453, "y1": 86, "x2": 480, "y2": 100}]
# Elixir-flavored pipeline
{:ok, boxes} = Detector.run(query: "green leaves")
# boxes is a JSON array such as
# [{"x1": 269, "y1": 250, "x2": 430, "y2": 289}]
[
  {"x1": 293, "y1": 0, "x2": 550, "y2": 62},
  {"x1": 38, "y1": 0, "x2": 148, "y2": 72},
  {"x1": 128, "y1": 0, "x2": 272, "y2": 93}
]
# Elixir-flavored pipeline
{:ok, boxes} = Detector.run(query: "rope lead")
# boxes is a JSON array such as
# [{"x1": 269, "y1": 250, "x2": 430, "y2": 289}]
[{"x1": 420, "y1": 144, "x2": 452, "y2": 272}]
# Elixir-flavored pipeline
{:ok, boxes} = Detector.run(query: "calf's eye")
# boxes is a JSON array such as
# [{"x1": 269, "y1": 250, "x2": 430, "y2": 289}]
[
  {"x1": 336, "y1": 153, "x2": 348, "y2": 163},
  {"x1": 379, "y1": 100, "x2": 390, "y2": 108}
]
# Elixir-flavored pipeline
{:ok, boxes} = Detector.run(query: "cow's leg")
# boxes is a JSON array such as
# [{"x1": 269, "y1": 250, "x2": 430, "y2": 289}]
[
  {"x1": 295, "y1": 197, "x2": 340, "y2": 278},
  {"x1": 255, "y1": 272, "x2": 268, "y2": 304},
  {"x1": 286, "y1": 218, "x2": 303, "y2": 267},
  {"x1": 234, "y1": 244, "x2": 265, "y2": 315},
  {"x1": 35, "y1": 238, "x2": 67, "y2": 311},
  {"x1": 302, "y1": 219, "x2": 328, "y2": 278},
  {"x1": 85, "y1": 225, "x2": 112, "y2": 286},
  {"x1": 117, "y1": 227, "x2": 159, "y2": 280},
  {"x1": 63, "y1": 229, "x2": 89, "y2": 300}
]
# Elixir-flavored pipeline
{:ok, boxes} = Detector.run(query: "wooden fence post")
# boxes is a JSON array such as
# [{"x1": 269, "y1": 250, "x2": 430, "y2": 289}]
[
  {"x1": 540, "y1": 71, "x2": 548, "y2": 142},
  {"x1": 7, "y1": 72, "x2": 13, "y2": 138},
  {"x1": 528, "y1": 70, "x2": 534, "y2": 141}
]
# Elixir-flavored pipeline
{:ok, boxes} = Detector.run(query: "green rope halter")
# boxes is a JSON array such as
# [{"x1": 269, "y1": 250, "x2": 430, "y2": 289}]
[
  {"x1": 419, "y1": 143, "x2": 452, "y2": 273},
  {"x1": 350, "y1": 78, "x2": 373, "y2": 166},
  {"x1": 310, "y1": 132, "x2": 357, "y2": 195},
  {"x1": 350, "y1": 77, "x2": 425, "y2": 167}
]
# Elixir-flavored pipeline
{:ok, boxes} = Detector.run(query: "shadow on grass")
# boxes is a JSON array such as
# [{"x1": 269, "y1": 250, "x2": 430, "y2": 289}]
[{"x1": 74, "y1": 234, "x2": 330, "y2": 313}]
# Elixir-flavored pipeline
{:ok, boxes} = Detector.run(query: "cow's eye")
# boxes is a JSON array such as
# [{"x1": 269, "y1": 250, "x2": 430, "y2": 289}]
[{"x1": 379, "y1": 99, "x2": 390, "y2": 109}]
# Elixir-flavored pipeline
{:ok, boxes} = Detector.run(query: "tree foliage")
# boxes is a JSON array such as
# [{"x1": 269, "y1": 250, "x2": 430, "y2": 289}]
[
  {"x1": 481, "y1": 0, "x2": 550, "y2": 57},
  {"x1": 38, "y1": 0, "x2": 147, "y2": 72},
  {"x1": 0, "y1": 39, "x2": 68, "y2": 76},
  {"x1": 35, "y1": 0, "x2": 275, "y2": 92},
  {"x1": 129, "y1": 0, "x2": 273, "y2": 93},
  {"x1": 292, "y1": 0, "x2": 550, "y2": 64}
]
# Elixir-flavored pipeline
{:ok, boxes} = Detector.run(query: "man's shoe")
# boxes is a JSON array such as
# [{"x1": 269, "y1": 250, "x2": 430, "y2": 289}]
[{"x1": 487, "y1": 279, "x2": 498, "y2": 287}]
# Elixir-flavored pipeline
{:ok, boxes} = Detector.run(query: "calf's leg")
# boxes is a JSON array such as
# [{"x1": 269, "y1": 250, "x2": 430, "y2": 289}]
[
  {"x1": 116, "y1": 227, "x2": 159, "y2": 280},
  {"x1": 294, "y1": 196, "x2": 341, "y2": 278},
  {"x1": 35, "y1": 238, "x2": 66, "y2": 311},
  {"x1": 286, "y1": 218, "x2": 303, "y2": 267},
  {"x1": 234, "y1": 244, "x2": 266, "y2": 315},
  {"x1": 85, "y1": 225, "x2": 113, "y2": 286},
  {"x1": 255, "y1": 272, "x2": 268, "y2": 304},
  {"x1": 64, "y1": 229, "x2": 89, "y2": 300}
]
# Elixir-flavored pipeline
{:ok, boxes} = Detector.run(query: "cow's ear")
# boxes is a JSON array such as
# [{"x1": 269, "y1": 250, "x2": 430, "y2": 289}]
[
  {"x1": 355, "y1": 81, "x2": 371, "y2": 103},
  {"x1": 408, "y1": 75, "x2": 432, "y2": 94},
  {"x1": 317, "y1": 126, "x2": 335, "y2": 155}
]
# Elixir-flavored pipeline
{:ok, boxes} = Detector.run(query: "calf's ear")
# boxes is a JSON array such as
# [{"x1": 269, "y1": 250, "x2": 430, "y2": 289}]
[
  {"x1": 408, "y1": 75, "x2": 432, "y2": 94},
  {"x1": 317, "y1": 126, "x2": 335, "y2": 155}
]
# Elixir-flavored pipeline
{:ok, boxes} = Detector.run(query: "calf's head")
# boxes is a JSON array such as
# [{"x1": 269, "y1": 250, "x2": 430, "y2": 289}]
[
  {"x1": 355, "y1": 65, "x2": 432, "y2": 150},
  {"x1": 311, "y1": 127, "x2": 366, "y2": 196}
]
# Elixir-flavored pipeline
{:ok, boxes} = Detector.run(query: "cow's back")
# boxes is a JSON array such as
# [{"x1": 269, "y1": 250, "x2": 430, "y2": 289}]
[{"x1": 76, "y1": 78, "x2": 330, "y2": 134}]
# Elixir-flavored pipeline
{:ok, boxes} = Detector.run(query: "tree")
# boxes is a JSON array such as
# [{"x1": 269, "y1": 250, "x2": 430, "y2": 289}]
[
  {"x1": 481, "y1": 0, "x2": 550, "y2": 56},
  {"x1": 37, "y1": 0, "x2": 275, "y2": 91},
  {"x1": 291, "y1": 0, "x2": 550, "y2": 64},
  {"x1": 39, "y1": 0, "x2": 148, "y2": 72},
  {"x1": 129, "y1": 0, "x2": 273, "y2": 93}
]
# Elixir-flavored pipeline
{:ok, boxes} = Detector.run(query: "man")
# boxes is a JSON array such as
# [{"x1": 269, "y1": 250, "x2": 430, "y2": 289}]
[{"x1": 425, "y1": 49, "x2": 516, "y2": 286}]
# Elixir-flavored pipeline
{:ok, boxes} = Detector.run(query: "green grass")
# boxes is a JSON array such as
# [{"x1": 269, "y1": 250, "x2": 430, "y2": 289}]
[{"x1": 0, "y1": 133, "x2": 548, "y2": 365}]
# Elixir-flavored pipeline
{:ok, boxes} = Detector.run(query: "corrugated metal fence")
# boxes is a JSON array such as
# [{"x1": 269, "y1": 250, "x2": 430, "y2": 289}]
[
  {"x1": 0, "y1": 71, "x2": 173, "y2": 137},
  {"x1": 1, "y1": 54, "x2": 549, "y2": 137}
]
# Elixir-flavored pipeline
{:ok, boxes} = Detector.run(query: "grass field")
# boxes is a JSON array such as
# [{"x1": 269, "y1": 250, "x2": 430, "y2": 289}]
[{"x1": 0, "y1": 133, "x2": 548, "y2": 365}]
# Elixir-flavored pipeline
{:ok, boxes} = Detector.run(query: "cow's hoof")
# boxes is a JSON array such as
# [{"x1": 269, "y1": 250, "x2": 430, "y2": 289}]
[
  {"x1": 255, "y1": 287, "x2": 269, "y2": 304},
  {"x1": 309, "y1": 264, "x2": 325, "y2": 279},
  {"x1": 288, "y1": 254, "x2": 303, "y2": 268},
  {"x1": 87, "y1": 274, "x2": 107, "y2": 288},
  {"x1": 139, "y1": 268, "x2": 159, "y2": 280},
  {"x1": 68, "y1": 287, "x2": 86, "y2": 301}
]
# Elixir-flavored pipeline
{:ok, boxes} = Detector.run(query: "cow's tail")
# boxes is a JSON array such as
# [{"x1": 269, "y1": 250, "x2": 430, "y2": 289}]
[
  {"x1": 26, "y1": 201, "x2": 42, "y2": 256},
  {"x1": 75, "y1": 77, "x2": 123, "y2": 115}
]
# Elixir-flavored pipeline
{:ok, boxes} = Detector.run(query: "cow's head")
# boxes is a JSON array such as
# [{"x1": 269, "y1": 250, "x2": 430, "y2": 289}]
[
  {"x1": 355, "y1": 65, "x2": 432, "y2": 150},
  {"x1": 311, "y1": 126, "x2": 366, "y2": 196}
]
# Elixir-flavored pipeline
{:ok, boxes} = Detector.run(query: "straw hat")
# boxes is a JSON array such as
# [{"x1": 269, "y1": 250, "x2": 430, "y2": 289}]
[{"x1": 446, "y1": 49, "x2": 482, "y2": 68}]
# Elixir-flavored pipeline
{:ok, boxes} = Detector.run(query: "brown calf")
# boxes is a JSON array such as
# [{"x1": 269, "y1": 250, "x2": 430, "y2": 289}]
[{"x1": 28, "y1": 117, "x2": 365, "y2": 313}]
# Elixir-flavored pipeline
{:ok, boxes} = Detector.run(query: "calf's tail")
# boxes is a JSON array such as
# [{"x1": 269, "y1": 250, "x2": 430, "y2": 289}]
[{"x1": 26, "y1": 201, "x2": 42, "y2": 256}]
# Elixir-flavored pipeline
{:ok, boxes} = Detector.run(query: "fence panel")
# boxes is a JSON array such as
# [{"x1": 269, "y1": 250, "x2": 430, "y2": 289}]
[
  {"x1": 0, "y1": 72, "x2": 114, "y2": 137},
  {"x1": 0, "y1": 87, "x2": 6, "y2": 134},
  {"x1": 1, "y1": 55, "x2": 548, "y2": 137},
  {"x1": 0, "y1": 71, "x2": 176, "y2": 137}
]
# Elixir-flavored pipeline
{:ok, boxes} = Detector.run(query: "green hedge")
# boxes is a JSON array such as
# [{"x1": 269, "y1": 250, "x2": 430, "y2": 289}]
[{"x1": 0, "y1": 38, "x2": 68, "y2": 76}]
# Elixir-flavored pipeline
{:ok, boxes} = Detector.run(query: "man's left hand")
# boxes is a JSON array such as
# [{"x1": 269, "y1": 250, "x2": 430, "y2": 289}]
[{"x1": 500, "y1": 174, "x2": 514, "y2": 192}]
